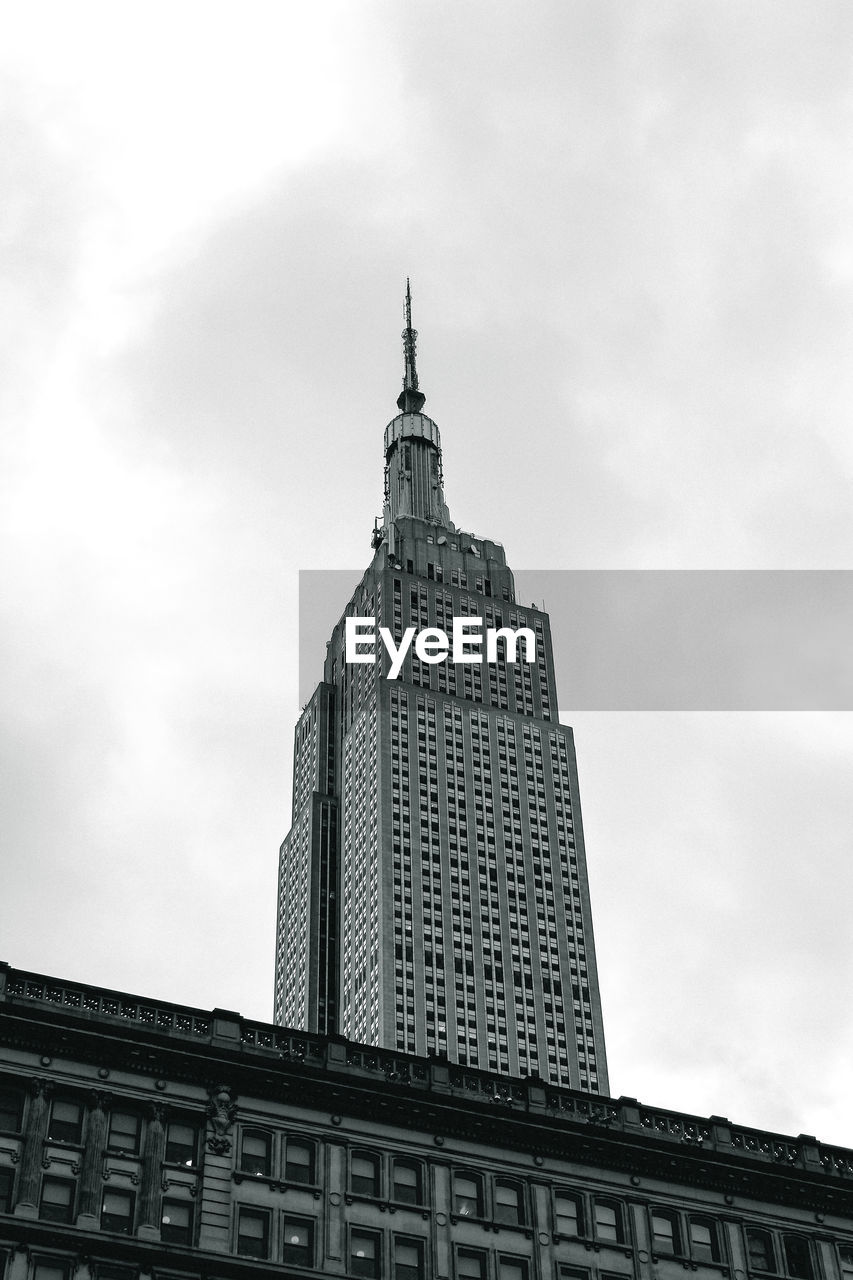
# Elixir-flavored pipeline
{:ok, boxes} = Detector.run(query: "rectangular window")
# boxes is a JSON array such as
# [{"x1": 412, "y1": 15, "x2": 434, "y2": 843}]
[
  {"x1": 33, "y1": 1264, "x2": 69, "y2": 1280},
  {"x1": 839, "y1": 1246, "x2": 853, "y2": 1280},
  {"x1": 237, "y1": 1208, "x2": 269, "y2": 1259},
  {"x1": 498, "y1": 1258, "x2": 529, "y2": 1280},
  {"x1": 48, "y1": 1099, "x2": 83, "y2": 1144},
  {"x1": 39, "y1": 1177, "x2": 75, "y2": 1224},
  {"x1": 240, "y1": 1129, "x2": 272, "y2": 1178},
  {"x1": 352, "y1": 1151, "x2": 381, "y2": 1197},
  {"x1": 107, "y1": 1110, "x2": 140, "y2": 1154},
  {"x1": 285, "y1": 1138, "x2": 316, "y2": 1184},
  {"x1": 101, "y1": 1189, "x2": 134, "y2": 1234},
  {"x1": 0, "y1": 1167, "x2": 14, "y2": 1213},
  {"x1": 351, "y1": 1229, "x2": 382, "y2": 1278},
  {"x1": 283, "y1": 1217, "x2": 314, "y2": 1268},
  {"x1": 165, "y1": 1121, "x2": 198, "y2": 1166},
  {"x1": 161, "y1": 1198, "x2": 193, "y2": 1245},
  {"x1": 394, "y1": 1236, "x2": 425, "y2": 1280},
  {"x1": 457, "y1": 1248, "x2": 487, "y2": 1280},
  {"x1": 0, "y1": 1087, "x2": 24, "y2": 1133}
]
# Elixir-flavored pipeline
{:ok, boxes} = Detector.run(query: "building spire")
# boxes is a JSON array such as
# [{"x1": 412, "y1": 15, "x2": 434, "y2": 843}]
[{"x1": 397, "y1": 278, "x2": 426, "y2": 414}]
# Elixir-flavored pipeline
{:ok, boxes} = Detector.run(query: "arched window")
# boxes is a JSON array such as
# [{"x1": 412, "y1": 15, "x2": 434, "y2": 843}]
[
  {"x1": 651, "y1": 1208, "x2": 681, "y2": 1255},
  {"x1": 494, "y1": 1179, "x2": 525, "y2": 1226},
  {"x1": 690, "y1": 1217, "x2": 720, "y2": 1263},
  {"x1": 554, "y1": 1190, "x2": 583, "y2": 1238},
  {"x1": 286, "y1": 1136, "x2": 316, "y2": 1184},
  {"x1": 392, "y1": 1158, "x2": 423, "y2": 1205},
  {"x1": 593, "y1": 1198, "x2": 625, "y2": 1244},
  {"x1": 351, "y1": 1149, "x2": 381, "y2": 1197},
  {"x1": 453, "y1": 1170, "x2": 484, "y2": 1218},
  {"x1": 783, "y1": 1236, "x2": 813, "y2": 1280},
  {"x1": 240, "y1": 1128, "x2": 272, "y2": 1178},
  {"x1": 746, "y1": 1228, "x2": 777, "y2": 1273}
]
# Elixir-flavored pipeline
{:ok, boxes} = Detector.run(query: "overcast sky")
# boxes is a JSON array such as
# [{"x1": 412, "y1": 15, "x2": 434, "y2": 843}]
[{"x1": 2, "y1": 2, "x2": 853, "y2": 1148}]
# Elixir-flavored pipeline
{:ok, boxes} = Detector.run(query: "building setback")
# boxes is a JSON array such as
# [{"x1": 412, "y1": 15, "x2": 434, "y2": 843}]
[
  {"x1": 2, "y1": 963, "x2": 853, "y2": 1280},
  {"x1": 275, "y1": 287, "x2": 607, "y2": 1091}
]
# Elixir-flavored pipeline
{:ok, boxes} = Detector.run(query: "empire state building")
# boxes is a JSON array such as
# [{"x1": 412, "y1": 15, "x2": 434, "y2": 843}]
[{"x1": 274, "y1": 287, "x2": 608, "y2": 1093}]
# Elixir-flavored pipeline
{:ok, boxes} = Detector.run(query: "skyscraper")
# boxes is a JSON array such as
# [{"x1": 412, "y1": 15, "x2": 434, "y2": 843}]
[{"x1": 275, "y1": 287, "x2": 608, "y2": 1093}]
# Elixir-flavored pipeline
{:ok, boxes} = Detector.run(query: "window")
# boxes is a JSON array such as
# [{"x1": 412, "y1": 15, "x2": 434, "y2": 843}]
[
  {"x1": 283, "y1": 1217, "x2": 314, "y2": 1268},
  {"x1": 494, "y1": 1179, "x2": 524, "y2": 1225},
  {"x1": 394, "y1": 1236, "x2": 425, "y2": 1280},
  {"x1": 593, "y1": 1199, "x2": 624, "y2": 1243},
  {"x1": 33, "y1": 1263, "x2": 69, "y2": 1280},
  {"x1": 454, "y1": 1170, "x2": 484, "y2": 1218},
  {"x1": 48, "y1": 1099, "x2": 83, "y2": 1144},
  {"x1": 839, "y1": 1246, "x2": 853, "y2": 1280},
  {"x1": 555, "y1": 1191, "x2": 583, "y2": 1238},
  {"x1": 392, "y1": 1159, "x2": 422, "y2": 1205},
  {"x1": 95, "y1": 1266, "x2": 136, "y2": 1280},
  {"x1": 0, "y1": 1086, "x2": 24, "y2": 1132},
  {"x1": 690, "y1": 1217, "x2": 720, "y2": 1263},
  {"x1": 101, "y1": 1189, "x2": 134, "y2": 1234},
  {"x1": 351, "y1": 1229, "x2": 382, "y2": 1278},
  {"x1": 240, "y1": 1129, "x2": 272, "y2": 1177},
  {"x1": 498, "y1": 1258, "x2": 529, "y2": 1280},
  {"x1": 0, "y1": 1167, "x2": 14, "y2": 1212},
  {"x1": 165, "y1": 1121, "x2": 198, "y2": 1166},
  {"x1": 237, "y1": 1208, "x2": 269, "y2": 1259},
  {"x1": 457, "y1": 1249, "x2": 487, "y2": 1280},
  {"x1": 161, "y1": 1198, "x2": 193, "y2": 1245},
  {"x1": 746, "y1": 1229, "x2": 777, "y2": 1273},
  {"x1": 783, "y1": 1237, "x2": 813, "y2": 1280},
  {"x1": 39, "y1": 1177, "x2": 75, "y2": 1224},
  {"x1": 651, "y1": 1209, "x2": 681, "y2": 1255},
  {"x1": 352, "y1": 1151, "x2": 381, "y2": 1197},
  {"x1": 107, "y1": 1110, "x2": 140, "y2": 1154},
  {"x1": 286, "y1": 1138, "x2": 316, "y2": 1184}
]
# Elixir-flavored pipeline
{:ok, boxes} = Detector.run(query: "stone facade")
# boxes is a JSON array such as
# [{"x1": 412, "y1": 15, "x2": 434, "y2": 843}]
[{"x1": 2, "y1": 964, "x2": 852, "y2": 1280}]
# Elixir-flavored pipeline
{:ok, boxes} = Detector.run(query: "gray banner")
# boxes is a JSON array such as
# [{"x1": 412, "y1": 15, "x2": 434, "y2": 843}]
[{"x1": 299, "y1": 570, "x2": 853, "y2": 710}]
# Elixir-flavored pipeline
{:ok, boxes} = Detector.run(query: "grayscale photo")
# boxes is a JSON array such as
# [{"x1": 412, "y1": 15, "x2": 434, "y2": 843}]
[{"x1": 1, "y1": 3, "x2": 852, "y2": 1278}]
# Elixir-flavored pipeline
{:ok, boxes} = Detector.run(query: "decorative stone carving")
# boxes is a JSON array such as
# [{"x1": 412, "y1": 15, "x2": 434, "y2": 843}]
[{"x1": 205, "y1": 1084, "x2": 237, "y2": 1155}]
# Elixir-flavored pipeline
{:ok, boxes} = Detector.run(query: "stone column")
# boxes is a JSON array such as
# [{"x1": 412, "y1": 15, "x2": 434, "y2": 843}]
[
  {"x1": 138, "y1": 1102, "x2": 166, "y2": 1240},
  {"x1": 14, "y1": 1078, "x2": 52, "y2": 1218},
  {"x1": 199, "y1": 1084, "x2": 236, "y2": 1253},
  {"x1": 76, "y1": 1090, "x2": 111, "y2": 1227}
]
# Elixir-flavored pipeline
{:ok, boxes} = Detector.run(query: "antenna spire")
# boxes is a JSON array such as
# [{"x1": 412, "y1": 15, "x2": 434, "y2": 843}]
[{"x1": 397, "y1": 278, "x2": 426, "y2": 413}]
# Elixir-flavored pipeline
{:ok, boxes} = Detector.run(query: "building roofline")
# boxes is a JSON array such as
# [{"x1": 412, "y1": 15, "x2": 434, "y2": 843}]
[{"x1": 2, "y1": 959, "x2": 852, "y2": 1218}]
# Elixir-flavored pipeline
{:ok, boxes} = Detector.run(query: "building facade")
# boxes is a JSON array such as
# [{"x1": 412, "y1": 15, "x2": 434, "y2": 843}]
[
  {"x1": 2, "y1": 963, "x2": 853, "y2": 1280},
  {"x1": 274, "y1": 289, "x2": 608, "y2": 1092}
]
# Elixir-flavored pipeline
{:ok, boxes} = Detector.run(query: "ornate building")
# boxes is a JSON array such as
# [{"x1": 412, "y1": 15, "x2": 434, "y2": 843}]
[
  {"x1": 275, "y1": 286, "x2": 607, "y2": 1091},
  {"x1": 1, "y1": 963, "x2": 853, "y2": 1279}
]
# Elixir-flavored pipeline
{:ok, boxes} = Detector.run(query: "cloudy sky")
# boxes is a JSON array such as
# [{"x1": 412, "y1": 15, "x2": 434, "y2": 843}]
[{"x1": 2, "y1": 2, "x2": 853, "y2": 1147}]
